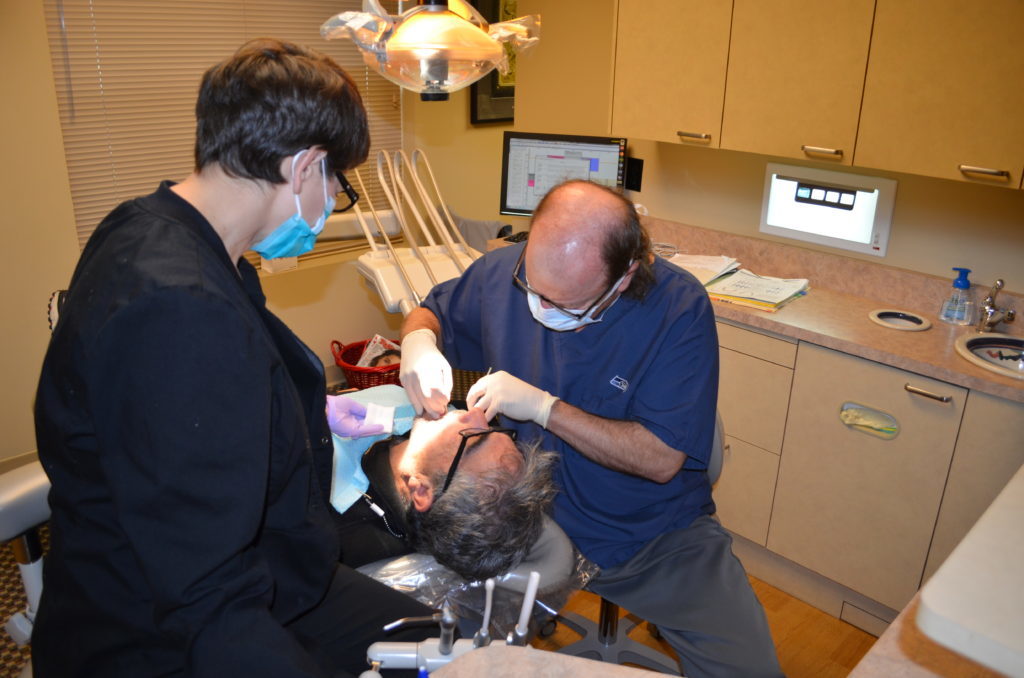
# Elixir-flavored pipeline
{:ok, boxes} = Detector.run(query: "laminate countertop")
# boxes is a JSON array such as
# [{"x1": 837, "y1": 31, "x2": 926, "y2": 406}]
[
  {"x1": 640, "y1": 216, "x2": 1023, "y2": 404},
  {"x1": 710, "y1": 287, "x2": 1023, "y2": 403}
]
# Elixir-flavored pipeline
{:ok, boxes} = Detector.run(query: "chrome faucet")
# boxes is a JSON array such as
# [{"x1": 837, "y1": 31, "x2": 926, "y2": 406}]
[{"x1": 976, "y1": 279, "x2": 1016, "y2": 333}]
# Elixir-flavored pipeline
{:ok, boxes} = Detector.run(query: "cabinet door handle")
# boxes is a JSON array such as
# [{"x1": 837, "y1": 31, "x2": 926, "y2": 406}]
[
  {"x1": 677, "y1": 130, "x2": 711, "y2": 142},
  {"x1": 801, "y1": 145, "x2": 843, "y2": 158},
  {"x1": 904, "y1": 383, "x2": 952, "y2": 403},
  {"x1": 958, "y1": 164, "x2": 1011, "y2": 179}
]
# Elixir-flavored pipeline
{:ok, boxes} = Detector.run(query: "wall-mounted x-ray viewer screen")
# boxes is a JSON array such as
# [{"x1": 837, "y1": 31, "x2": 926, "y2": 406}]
[
  {"x1": 760, "y1": 163, "x2": 897, "y2": 257},
  {"x1": 500, "y1": 131, "x2": 627, "y2": 217}
]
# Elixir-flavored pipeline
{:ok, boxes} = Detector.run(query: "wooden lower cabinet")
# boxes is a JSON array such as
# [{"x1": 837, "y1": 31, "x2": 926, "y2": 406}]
[
  {"x1": 713, "y1": 436, "x2": 779, "y2": 546},
  {"x1": 713, "y1": 323, "x2": 794, "y2": 544},
  {"x1": 922, "y1": 391, "x2": 1024, "y2": 581},
  {"x1": 767, "y1": 342, "x2": 966, "y2": 611}
]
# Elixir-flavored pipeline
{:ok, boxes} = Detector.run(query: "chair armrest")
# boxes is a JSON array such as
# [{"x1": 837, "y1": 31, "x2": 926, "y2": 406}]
[{"x1": 0, "y1": 461, "x2": 51, "y2": 542}]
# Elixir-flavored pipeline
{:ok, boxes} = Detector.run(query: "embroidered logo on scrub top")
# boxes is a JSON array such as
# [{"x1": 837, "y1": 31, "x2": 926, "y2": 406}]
[{"x1": 609, "y1": 375, "x2": 629, "y2": 392}]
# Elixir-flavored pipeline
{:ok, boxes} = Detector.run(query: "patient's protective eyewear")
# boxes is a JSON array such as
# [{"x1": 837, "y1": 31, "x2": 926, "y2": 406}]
[
  {"x1": 442, "y1": 427, "x2": 518, "y2": 494},
  {"x1": 511, "y1": 246, "x2": 620, "y2": 321}
]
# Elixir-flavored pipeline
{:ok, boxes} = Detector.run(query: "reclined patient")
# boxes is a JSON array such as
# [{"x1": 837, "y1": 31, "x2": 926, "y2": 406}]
[{"x1": 324, "y1": 386, "x2": 556, "y2": 582}]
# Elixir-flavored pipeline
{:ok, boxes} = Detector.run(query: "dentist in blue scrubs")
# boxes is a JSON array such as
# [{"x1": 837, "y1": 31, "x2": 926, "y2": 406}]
[{"x1": 400, "y1": 180, "x2": 783, "y2": 677}]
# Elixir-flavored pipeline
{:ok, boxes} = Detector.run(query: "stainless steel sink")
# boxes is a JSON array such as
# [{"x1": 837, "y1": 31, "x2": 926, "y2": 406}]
[{"x1": 954, "y1": 333, "x2": 1024, "y2": 380}]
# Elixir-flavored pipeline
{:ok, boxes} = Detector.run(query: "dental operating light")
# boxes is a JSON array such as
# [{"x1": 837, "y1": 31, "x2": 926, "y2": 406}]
[{"x1": 322, "y1": 0, "x2": 539, "y2": 101}]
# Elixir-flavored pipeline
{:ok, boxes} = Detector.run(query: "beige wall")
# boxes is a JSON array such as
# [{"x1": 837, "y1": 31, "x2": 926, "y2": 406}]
[
  {"x1": 261, "y1": 256, "x2": 402, "y2": 386},
  {"x1": 403, "y1": 73, "x2": 1024, "y2": 296},
  {"x1": 1, "y1": 2, "x2": 82, "y2": 463}
]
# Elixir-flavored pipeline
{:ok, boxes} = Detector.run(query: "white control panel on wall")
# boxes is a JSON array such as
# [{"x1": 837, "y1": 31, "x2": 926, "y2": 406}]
[{"x1": 760, "y1": 163, "x2": 897, "y2": 257}]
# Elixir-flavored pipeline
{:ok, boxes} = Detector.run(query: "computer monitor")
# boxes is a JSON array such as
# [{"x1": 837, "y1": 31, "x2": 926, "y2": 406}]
[{"x1": 499, "y1": 131, "x2": 627, "y2": 217}]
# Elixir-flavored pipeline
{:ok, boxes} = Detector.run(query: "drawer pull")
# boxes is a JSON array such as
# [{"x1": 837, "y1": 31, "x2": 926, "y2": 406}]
[
  {"x1": 958, "y1": 164, "x2": 1010, "y2": 179},
  {"x1": 801, "y1": 145, "x2": 843, "y2": 158},
  {"x1": 676, "y1": 130, "x2": 712, "y2": 142},
  {"x1": 904, "y1": 383, "x2": 952, "y2": 403}
]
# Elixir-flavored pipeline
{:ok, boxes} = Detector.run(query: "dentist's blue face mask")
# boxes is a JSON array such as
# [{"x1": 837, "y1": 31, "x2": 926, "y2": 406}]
[{"x1": 252, "y1": 151, "x2": 336, "y2": 259}]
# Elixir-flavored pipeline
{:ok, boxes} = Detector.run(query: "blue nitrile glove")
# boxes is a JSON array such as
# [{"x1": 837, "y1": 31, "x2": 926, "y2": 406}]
[{"x1": 326, "y1": 395, "x2": 385, "y2": 439}]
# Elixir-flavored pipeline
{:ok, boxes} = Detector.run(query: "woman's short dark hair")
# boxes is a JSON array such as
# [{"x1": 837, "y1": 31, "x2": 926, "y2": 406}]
[{"x1": 194, "y1": 38, "x2": 369, "y2": 183}]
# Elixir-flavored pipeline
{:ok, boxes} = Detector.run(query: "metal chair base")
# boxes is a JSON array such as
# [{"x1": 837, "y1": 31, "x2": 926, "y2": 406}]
[{"x1": 555, "y1": 599, "x2": 681, "y2": 676}]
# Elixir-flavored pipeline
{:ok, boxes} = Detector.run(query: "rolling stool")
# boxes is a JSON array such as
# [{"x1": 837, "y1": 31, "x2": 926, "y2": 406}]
[{"x1": 553, "y1": 412, "x2": 728, "y2": 676}]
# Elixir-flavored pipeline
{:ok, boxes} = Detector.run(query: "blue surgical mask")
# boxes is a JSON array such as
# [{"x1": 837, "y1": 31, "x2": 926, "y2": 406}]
[
  {"x1": 252, "y1": 152, "x2": 335, "y2": 259},
  {"x1": 526, "y1": 270, "x2": 628, "y2": 332}
]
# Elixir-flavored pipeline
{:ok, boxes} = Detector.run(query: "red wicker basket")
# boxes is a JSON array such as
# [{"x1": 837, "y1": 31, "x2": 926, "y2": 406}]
[{"x1": 330, "y1": 339, "x2": 401, "y2": 390}]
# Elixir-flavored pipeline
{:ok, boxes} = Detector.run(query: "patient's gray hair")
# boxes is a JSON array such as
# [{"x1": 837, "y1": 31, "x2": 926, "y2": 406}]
[{"x1": 407, "y1": 441, "x2": 557, "y2": 581}]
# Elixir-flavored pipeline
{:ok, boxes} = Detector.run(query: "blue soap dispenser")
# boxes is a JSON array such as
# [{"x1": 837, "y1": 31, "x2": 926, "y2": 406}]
[{"x1": 938, "y1": 267, "x2": 976, "y2": 325}]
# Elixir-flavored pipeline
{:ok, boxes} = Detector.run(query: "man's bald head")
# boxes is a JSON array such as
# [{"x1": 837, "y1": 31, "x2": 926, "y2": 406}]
[{"x1": 528, "y1": 181, "x2": 653, "y2": 301}]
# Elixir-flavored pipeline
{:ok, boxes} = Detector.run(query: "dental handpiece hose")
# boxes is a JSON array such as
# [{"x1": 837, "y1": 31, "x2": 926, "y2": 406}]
[{"x1": 507, "y1": 571, "x2": 540, "y2": 646}]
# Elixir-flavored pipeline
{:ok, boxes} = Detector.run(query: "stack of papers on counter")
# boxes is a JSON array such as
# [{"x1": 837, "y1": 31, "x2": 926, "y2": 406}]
[
  {"x1": 704, "y1": 269, "x2": 809, "y2": 312},
  {"x1": 667, "y1": 254, "x2": 740, "y2": 285}
]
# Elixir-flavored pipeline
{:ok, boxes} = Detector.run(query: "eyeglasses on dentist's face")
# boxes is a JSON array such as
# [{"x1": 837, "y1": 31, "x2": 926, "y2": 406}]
[
  {"x1": 511, "y1": 245, "x2": 622, "y2": 321},
  {"x1": 441, "y1": 427, "x2": 519, "y2": 495}
]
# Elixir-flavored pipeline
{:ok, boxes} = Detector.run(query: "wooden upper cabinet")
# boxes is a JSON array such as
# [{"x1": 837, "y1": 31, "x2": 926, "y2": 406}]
[
  {"x1": 720, "y1": 0, "x2": 874, "y2": 164},
  {"x1": 514, "y1": 0, "x2": 617, "y2": 136},
  {"x1": 611, "y1": 0, "x2": 733, "y2": 147},
  {"x1": 855, "y1": 0, "x2": 1024, "y2": 188}
]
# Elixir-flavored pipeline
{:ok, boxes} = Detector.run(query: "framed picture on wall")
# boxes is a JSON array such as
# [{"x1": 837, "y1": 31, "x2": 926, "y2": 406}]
[{"x1": 469, "y1": 0, "x2": 517, "y2": 124}]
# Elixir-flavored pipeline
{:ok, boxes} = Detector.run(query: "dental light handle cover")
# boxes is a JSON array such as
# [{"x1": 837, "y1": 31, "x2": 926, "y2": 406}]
[{"x1": 507, "y1": 570, "x2": 540, "y2": 646}]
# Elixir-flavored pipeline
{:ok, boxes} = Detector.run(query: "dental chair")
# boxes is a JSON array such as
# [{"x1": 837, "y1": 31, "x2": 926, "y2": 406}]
[
  {"x1": 0, "y1": 459, "x2": 49, "y2": 678},
  {"x1": 0, "y1": 292, "x2": 583, "y2": 676},
  {"x1": 0, "y1": 458, "x2": 582, "y2": 678},
  {"x1": 552, "y1": 412, "x2": 728, "y2": 676}
]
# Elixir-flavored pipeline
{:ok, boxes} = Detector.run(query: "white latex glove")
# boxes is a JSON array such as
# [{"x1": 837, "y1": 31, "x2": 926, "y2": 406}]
[
  {"x1": 399, "y1": 329, "x2": 453, "y2": 419},
  {"x1": 466, "y1": 371, "x2": 559, "y2": 429}
]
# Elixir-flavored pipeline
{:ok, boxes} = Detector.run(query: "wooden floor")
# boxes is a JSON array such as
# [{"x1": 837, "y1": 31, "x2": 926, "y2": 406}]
[{"x1": 532, "y1": 576, "x2": 877, "y2": 677}]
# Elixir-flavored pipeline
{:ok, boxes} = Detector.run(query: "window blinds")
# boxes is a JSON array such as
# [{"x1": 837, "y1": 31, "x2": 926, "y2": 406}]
[{"x1": 43, "y1": 0, "x2": 401, "y2": 256}]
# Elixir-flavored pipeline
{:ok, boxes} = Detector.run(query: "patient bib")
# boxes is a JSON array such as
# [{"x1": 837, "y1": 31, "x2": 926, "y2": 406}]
[{"x1": 330, "y1": 385, "x2": 415, "y2": 513}]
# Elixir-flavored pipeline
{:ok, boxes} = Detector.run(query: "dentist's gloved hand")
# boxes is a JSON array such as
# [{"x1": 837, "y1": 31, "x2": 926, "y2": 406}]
[
  {"x1": 326, "y1": 395, "x2": 385, "y2": 438},
  {"x1": 399, "y1": 329, "x2": 452, "y2": 419},
  {"x1": 466, "y1": 371, "x2": 559, "y2": 429}
]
